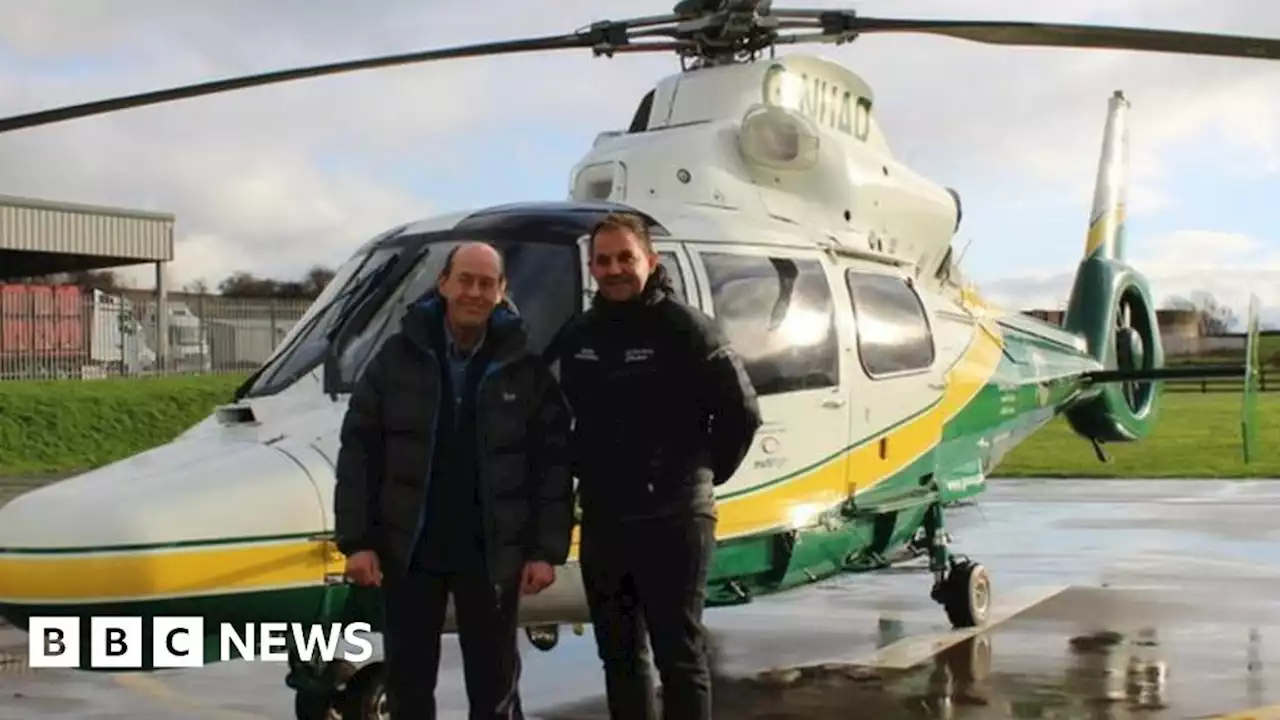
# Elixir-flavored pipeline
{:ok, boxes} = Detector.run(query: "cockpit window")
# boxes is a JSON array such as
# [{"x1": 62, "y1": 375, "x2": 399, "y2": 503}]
[
  {"x1": 335, "y1": 238, "x2": 580, "y2": 388},
  {"x1": 240, "y1": 244, "x2": 404, "y2": 398}
]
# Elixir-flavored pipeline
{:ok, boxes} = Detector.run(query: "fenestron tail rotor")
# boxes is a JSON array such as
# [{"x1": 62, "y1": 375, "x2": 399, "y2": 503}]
[{"x1": 2, "y1": 4, "x2": 1279, "y2": 135}]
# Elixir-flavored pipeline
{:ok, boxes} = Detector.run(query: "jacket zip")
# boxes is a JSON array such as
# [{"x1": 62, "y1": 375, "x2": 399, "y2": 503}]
[
  {"x1": 476, "y1": 355, "x2": 515, "y2": 592},
  {"x1": 405, "y1": 346, "x2": 442, "y2": 572}
]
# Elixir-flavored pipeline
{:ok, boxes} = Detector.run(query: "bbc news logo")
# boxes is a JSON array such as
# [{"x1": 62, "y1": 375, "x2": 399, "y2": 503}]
[{"x1": 28, "y1": 616, "x2": 374, "y2": 669}]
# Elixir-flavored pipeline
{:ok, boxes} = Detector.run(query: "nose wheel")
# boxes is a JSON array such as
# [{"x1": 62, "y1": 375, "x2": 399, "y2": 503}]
[
  {"x1": 291, "y1": 658, "x2": 358, "y2": 720},
  {"x1": 292, "y1": 660, "x2": 388, "y2": 720},
  {"x1": 341, "y1": 661, "x2": 389, "y2": 720}
]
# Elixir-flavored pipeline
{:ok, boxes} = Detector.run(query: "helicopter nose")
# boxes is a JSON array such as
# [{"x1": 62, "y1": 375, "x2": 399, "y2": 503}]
[{"x1": 0, "y1": 436, "x2": 332, "y2": 626}]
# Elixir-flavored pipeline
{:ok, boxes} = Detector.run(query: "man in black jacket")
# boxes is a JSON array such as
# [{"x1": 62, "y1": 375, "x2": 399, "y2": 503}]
[
  {"x1": 334, "y1": 241, "x2": 574, "y2": 720},
  {"x1": 545, "y1": 213, "x2": 763, "y2": 720}
]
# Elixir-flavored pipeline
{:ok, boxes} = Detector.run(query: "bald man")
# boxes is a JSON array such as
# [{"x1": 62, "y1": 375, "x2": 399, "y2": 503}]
[{"x1": 334, "y1": 241, "x2": 574, "y2": 719}]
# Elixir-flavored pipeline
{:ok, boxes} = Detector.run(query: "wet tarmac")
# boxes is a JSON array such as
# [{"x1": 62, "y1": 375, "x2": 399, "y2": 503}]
[{"x1": 3, "y1": 478, "x2": 1280, "y2": 719}]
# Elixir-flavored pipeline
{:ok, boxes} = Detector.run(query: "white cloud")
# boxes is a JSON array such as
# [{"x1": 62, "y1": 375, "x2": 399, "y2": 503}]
[{"x1": 0, "y1": 0, "x2": 1278, "y2": 292}]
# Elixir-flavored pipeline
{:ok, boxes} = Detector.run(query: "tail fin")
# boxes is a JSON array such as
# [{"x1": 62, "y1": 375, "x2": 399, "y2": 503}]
[
  {"x1": 1062, "y1": 89, "x2": 1164, "y2": 445},
  {"x1": 1083, "y1": 90, "x2": 1131, "y2": 262},
  {"x1": 1067, "y1": 92, "x2": 1260, "y2": 465}
]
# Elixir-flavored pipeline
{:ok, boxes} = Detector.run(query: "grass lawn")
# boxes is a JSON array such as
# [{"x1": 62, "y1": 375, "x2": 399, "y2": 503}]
[
  {"x1": 0, "y1": 374, "x2": 247, "y2": 477},
  {"x1": 994, "y1": 390, "x2": 1280, "y2": 478}
]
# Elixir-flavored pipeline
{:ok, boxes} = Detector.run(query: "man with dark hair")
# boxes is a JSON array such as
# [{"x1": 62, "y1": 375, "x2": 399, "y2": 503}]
[
  {"x1": 334, "y1": 240, "x2": 574, "y2": 719},
  {"x1": 544, "y1": 213, "x2": 763, "y2": 719}
]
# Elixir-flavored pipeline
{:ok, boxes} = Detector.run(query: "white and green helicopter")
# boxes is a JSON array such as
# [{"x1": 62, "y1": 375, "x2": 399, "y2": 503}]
[{"x1": 0, "y1": 3, "x2": 1270, "y2": 718}]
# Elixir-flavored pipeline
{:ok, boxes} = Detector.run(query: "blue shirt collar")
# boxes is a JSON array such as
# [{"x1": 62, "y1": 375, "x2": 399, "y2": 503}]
[{"x1": 444, "y1": 320, "x2": 485, "y2": 361}]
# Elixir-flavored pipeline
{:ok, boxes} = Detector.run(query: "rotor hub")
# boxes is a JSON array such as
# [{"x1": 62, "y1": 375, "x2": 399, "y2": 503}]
[{"x1": 1116, "y1": 325, "x2": 1144, "y2": 372}]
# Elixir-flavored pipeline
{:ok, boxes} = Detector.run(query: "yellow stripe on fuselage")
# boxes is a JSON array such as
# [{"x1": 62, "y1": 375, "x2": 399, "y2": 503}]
[
  {"x1": 0, "y1": 539, "x2": 332, "y2": 604},
  {"x1": 710, "y1": 320, "x2": 1002, "y2": 538},
  {"x1": 0, "y1": 317, "x2": 1006, "y2": 604}
]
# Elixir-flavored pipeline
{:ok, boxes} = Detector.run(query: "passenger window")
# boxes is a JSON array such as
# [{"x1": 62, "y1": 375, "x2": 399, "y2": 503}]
[
  {"x1": 657, "y1": 251, "x2": 687, "y2": 302},
  {"x1": 845, "y1": 270, "x2": 935, "y2": 377},
  {"x1": 701, "y1": 252, "x2": 839, "y2": 396}
]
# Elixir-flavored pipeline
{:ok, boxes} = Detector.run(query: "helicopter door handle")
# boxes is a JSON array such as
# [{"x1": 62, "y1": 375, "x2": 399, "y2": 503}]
[{"x1": 821, "y1": 398, "x2": 847, "y2": 409}]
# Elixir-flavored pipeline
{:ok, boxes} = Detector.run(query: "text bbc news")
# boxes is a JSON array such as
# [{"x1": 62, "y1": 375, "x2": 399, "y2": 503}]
[{"x1": 27, "y1": 616, "x2": 374, "y2": 669}]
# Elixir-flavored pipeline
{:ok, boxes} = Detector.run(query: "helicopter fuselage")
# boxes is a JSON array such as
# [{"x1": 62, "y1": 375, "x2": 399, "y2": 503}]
[{"x1": 0, "y1": 196, "x2": 1103, "y2": 661}]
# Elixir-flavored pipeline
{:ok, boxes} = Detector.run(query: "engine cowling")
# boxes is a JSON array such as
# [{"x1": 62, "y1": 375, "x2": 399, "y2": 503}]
[{"x1": 1062, "y1": 257, "x2": 1165, "y2": 443}]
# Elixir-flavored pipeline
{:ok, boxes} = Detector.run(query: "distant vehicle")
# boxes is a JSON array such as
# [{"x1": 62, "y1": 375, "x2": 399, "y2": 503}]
[
  {"x1": 0, "y1": 283, "x2": 211, "y2": 379},
  {"x1": 140, "y1": 300, "x2": 212, "y2": 374}
]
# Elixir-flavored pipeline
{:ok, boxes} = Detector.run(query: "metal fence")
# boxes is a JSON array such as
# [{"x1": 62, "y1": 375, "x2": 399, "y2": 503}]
[
  {"x1": 1163, "y1": 335, "x2": 1248, "y2": 358},
  {"x1": 1165, "y1": 370, "x2": 1274, "y2": 393},
  {"x1": 1, "y1": 285, "x2": 1270, "y2": 382},
  {"x1": 0, "y1": 287, "x2": 311, "y2": 381}
]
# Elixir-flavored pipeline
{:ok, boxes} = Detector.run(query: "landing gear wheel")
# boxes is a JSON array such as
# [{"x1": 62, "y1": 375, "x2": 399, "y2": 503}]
[
  {"x1": 294, "y1": 692, "x2": 341, "y2": 720},
  {"x1": 292, "y1": 659, "x2": 357, "y2": 720},
  {"x1": 935, "y1": 560, "x2": 991, "y2": 629},
  {"x1": 526, "y1": 624, "x2": 560, "y2": 651},
  {"x1": 342, "y1": 661, "x2": 389, "y2": 720}
]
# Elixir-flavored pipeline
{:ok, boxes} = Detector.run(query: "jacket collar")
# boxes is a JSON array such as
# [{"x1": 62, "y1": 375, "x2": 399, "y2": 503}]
[
  {"x1": 590, "y1": 267, "x2": 672, "y2": 314},
  {"x1": 401, "y1": 288, "x2": 527, "y2": 363}
]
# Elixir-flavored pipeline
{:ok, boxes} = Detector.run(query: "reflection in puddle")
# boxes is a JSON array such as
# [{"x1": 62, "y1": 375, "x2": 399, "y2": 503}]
[
  {"x1": 903, "y1": 634, "x2": 997, "y2": 718},
  {"x1": 1005, "y1": 628, "x2": 1170, "y2": 718},
  {"x1": 540, "y1": 626, "x2": 1009, "y2": 719},
  {"x1": 1246, "y1": 627, "x2": 1265, "y2": 710},
  {"x1": 537, "y1": 618, "x2": 1234, "y2": 719}
]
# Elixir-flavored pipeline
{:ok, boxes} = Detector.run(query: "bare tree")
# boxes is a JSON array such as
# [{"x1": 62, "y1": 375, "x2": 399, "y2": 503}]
[
  {"x1": 1164, "y1": 291, "x2": 1237, "y2": 335},
  {"x1": 216, "y1": 265, "x2": 335, "y2": 299}
]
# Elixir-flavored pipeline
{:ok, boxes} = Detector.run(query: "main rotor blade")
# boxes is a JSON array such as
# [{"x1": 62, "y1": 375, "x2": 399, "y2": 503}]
[
  {"x1": 0, "y1": 33, "x2": 596, "y2": 134},
  {"x1": 849, "y1": 17, "x2": 1280, "y2": 60}
]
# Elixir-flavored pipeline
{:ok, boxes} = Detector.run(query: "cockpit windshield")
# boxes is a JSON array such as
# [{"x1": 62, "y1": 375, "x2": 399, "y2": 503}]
[
  {"x1": 237, "y1": 227, "x2": 584, "y2": 400},
  {"x1": 333, "y1": 237, "x2": 580, "y2": 391},
  {"x1": 233, "y1": 203, "x2": 650, "y2": 400},
  {"x1": 238, "y1": 242, "x2": 406, "y2": 399}
]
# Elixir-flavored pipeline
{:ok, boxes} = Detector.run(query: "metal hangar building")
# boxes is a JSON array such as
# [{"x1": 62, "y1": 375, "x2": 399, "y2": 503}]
[{"x1": 0, "y1": 192, "x2": 175, "y2": 362}]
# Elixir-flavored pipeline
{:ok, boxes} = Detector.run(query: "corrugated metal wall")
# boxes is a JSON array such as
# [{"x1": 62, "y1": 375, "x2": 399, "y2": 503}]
[{"x1": 0, "y1": 194, "x2": 173, "y2": 262}]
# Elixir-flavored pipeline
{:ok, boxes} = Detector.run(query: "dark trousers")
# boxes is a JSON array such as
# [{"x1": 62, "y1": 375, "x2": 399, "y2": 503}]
[
  {"x1": 580, "y1": 514, "x2": 717, "y2": 720},
  {"x1": 381, "y1": 567, "x2": 523, "y2": 720}
]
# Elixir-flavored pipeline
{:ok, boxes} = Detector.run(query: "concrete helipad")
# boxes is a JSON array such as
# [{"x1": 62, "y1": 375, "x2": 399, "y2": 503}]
[{"x1": 2, "y1": 478, "x2": 1279, "y2": 719}]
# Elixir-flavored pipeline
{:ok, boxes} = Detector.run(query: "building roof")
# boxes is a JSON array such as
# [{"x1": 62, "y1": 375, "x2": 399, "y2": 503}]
[{"x1": 0, "y1": 193, "x2": 174, "y2": 277}]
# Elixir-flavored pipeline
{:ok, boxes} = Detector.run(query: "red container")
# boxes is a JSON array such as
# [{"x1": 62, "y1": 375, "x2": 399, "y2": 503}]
[{"x1": 0, "y1": 283, "x2": 86, "y2": 360}]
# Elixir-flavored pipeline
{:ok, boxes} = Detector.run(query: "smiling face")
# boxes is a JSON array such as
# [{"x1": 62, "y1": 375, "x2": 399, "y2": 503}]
[
  {"x1": 589, "y1": 221, "x2": 657, "y2": 303},
  {"x1": 437, "y1": 242, "x2": 505, "y2": 330}
]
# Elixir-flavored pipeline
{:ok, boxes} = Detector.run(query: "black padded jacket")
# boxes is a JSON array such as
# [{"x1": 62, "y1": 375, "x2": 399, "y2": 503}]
[
  {"x1": 333, "y1": 290, "x2": 575, "y2": 584},
  {"x1": 544, "y1": 274, "x2": 762, "y2": 526}
]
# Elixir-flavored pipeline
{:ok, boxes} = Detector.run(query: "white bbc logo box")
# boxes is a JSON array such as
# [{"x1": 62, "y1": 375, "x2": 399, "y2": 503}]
[{"x1": 28, "y1": 616, "x2": 206, "y2": 669}]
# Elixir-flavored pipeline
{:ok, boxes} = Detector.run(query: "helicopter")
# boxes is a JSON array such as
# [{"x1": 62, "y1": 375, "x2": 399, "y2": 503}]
[{"x1": 0, "y1": 2, "x2": 1272, "y2": 718}]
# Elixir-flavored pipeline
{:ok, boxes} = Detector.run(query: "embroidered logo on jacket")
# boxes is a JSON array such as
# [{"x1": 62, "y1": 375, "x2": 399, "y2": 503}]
[{"x1": 624, "y1": 348, "x2": 655, "y2": 363}]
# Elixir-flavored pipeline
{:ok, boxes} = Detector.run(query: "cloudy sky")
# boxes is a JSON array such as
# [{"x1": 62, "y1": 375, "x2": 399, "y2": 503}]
[{"x1": 1, "y1": 0, "x2": 1278, "y2": 325}]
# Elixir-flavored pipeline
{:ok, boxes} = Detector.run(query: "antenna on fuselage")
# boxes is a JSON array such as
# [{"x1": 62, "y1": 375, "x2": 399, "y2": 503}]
[{"x1": 953, "y1": 237, "x2": 975, "y2": 274}]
